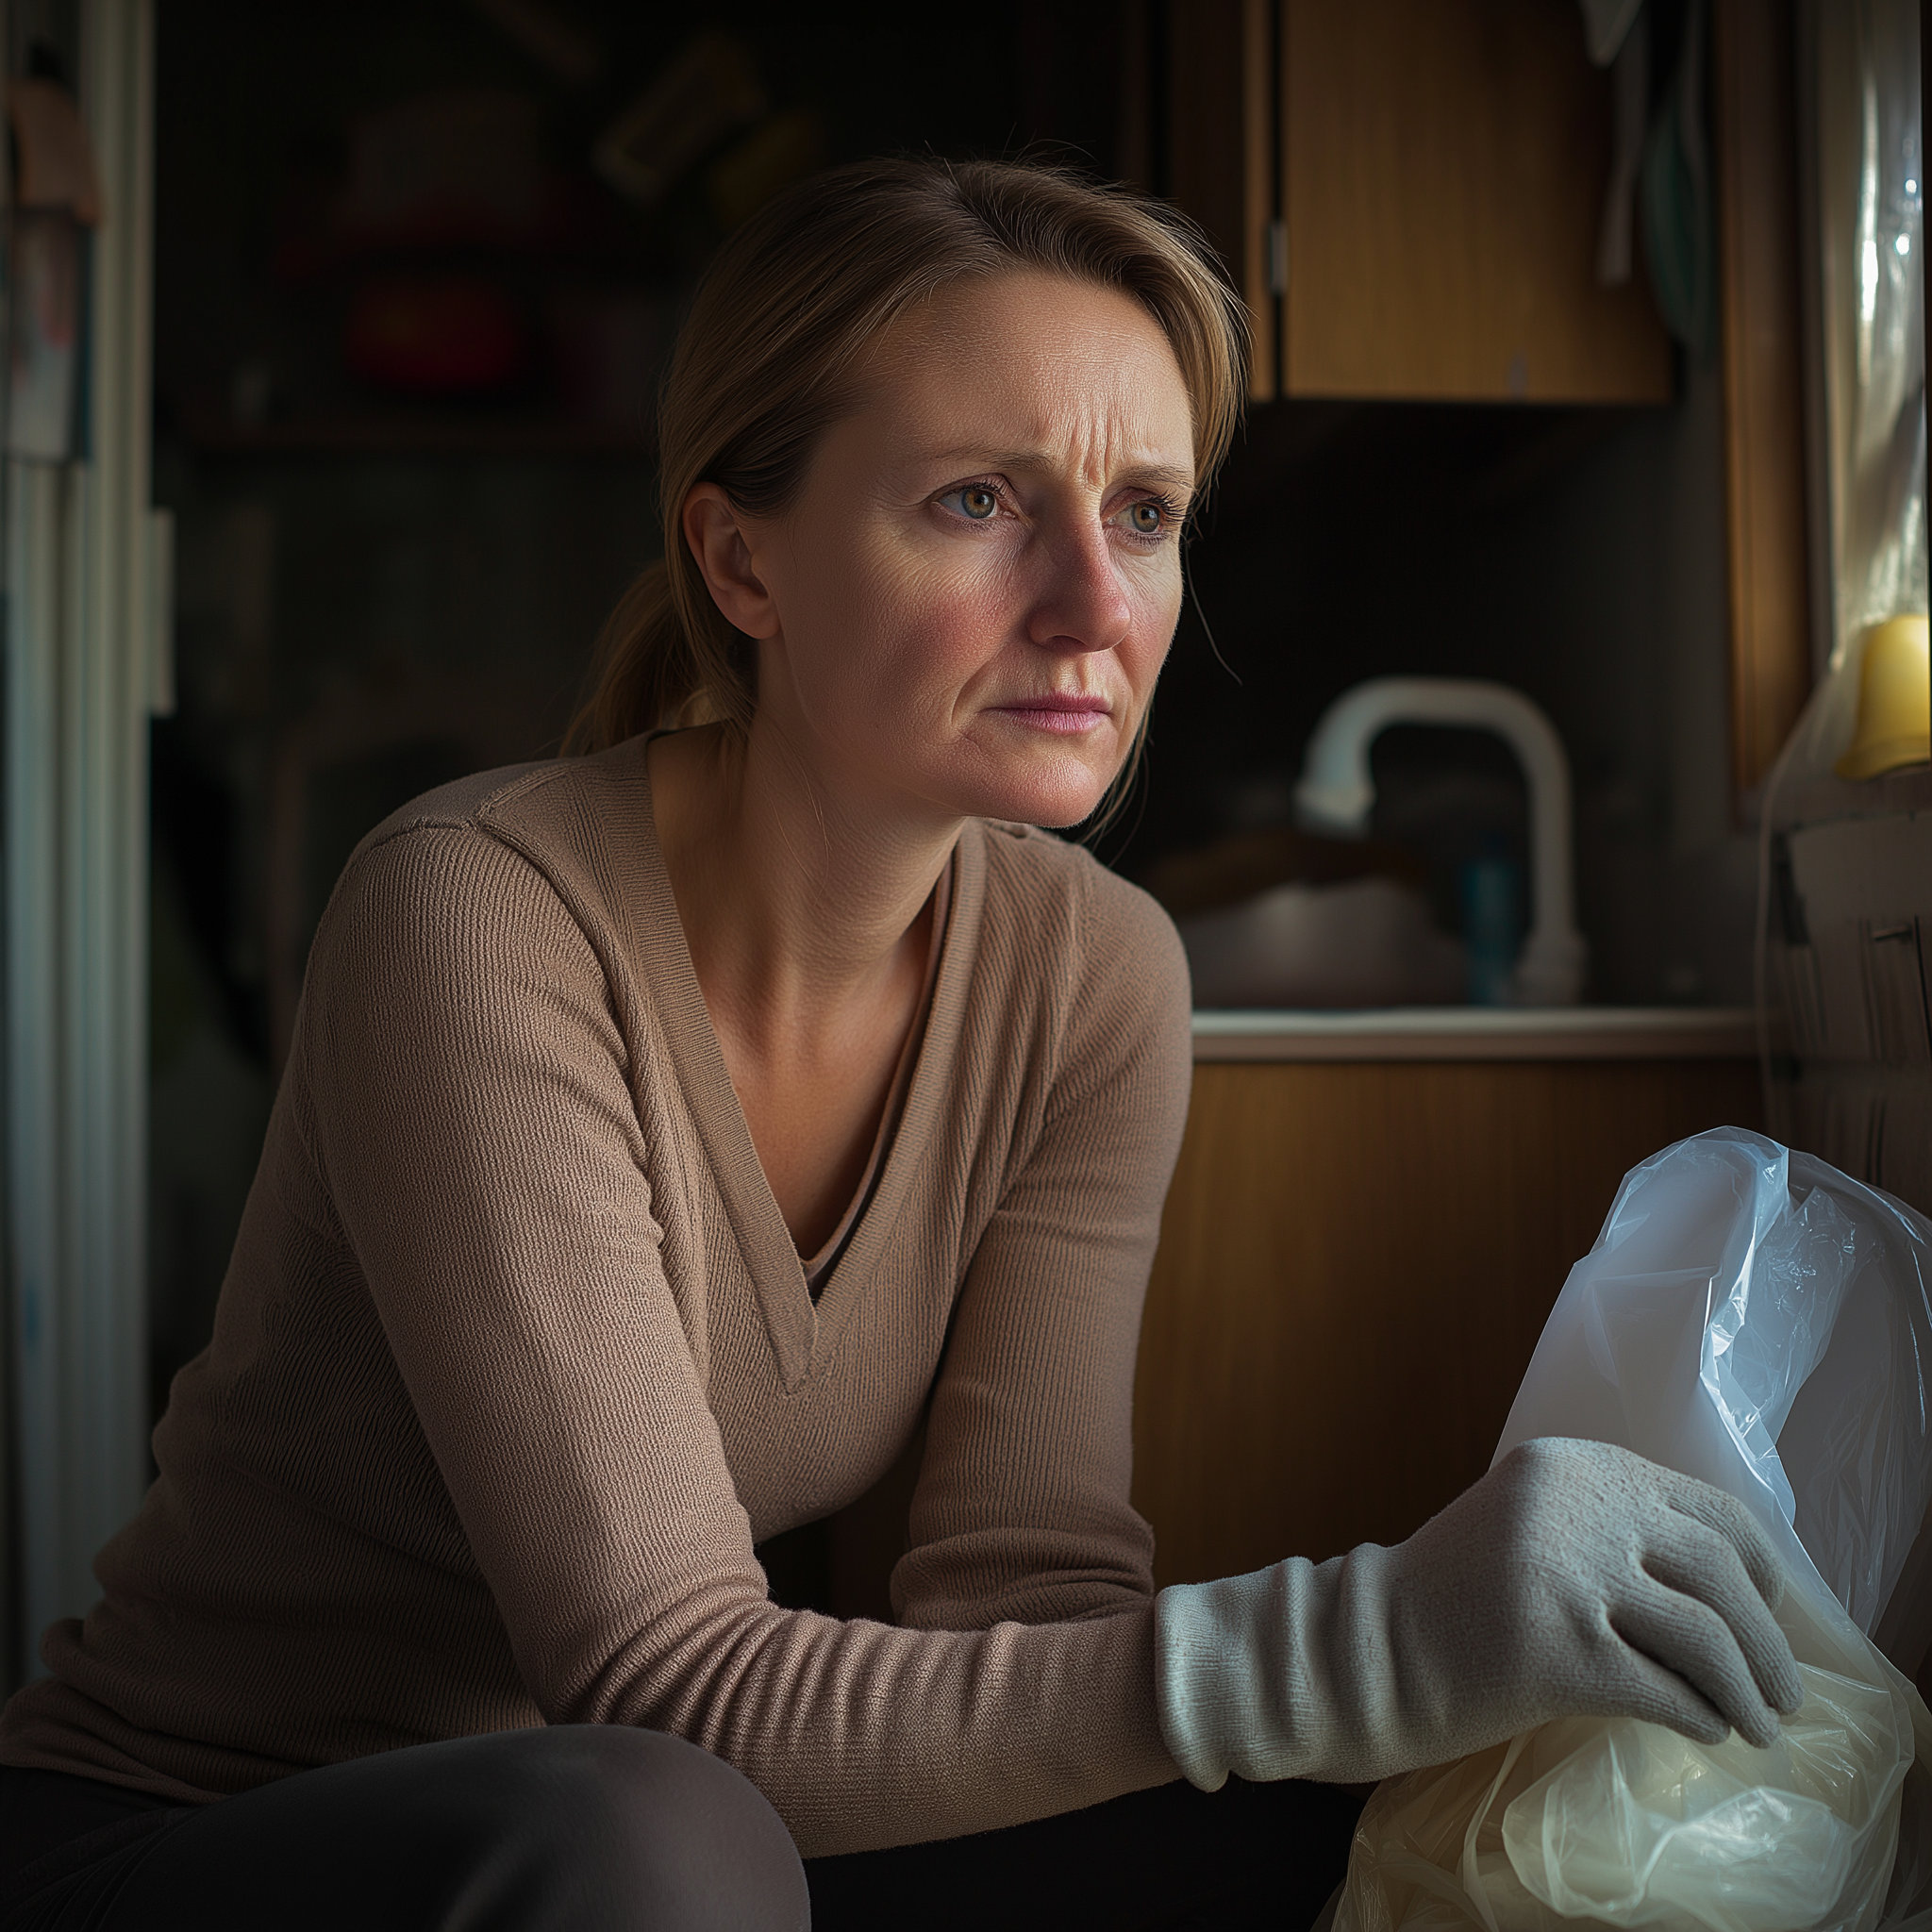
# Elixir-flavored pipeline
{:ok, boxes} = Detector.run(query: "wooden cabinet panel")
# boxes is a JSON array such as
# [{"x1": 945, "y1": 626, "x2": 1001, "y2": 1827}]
[
  {"x1": 1165, "y1": 0, "x2": 1278, "y2": 398},
  {"x1": 1130, "y1": 1058, "x2": 1763, "y2": 1588},
  {"x1": 1277, "y1": 0, "x2": 1673, "y2": 402},
  {"x1": 1712, "y1": 0, "x2": 1812, "y2": 791}
]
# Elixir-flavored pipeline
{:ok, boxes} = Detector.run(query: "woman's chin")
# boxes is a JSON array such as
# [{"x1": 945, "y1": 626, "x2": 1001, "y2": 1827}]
[
  {"x1": 863, "y1": 740, "x2": 1119, "y2": 831},
  {"x1": 963, "y1": 770, "x2": 1112, "y2": 831}
]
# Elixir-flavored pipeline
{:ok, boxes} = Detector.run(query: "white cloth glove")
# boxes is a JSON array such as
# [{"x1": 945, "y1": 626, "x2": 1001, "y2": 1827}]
[{"x1": 1155, "y1": 1436, "x2": 1806, "y2": 1791}]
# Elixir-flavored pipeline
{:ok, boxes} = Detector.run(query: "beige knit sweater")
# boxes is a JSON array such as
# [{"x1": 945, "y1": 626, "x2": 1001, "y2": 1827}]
[{"x1": 0, "y1": 737, "x2": 1194, "y2": 1856}]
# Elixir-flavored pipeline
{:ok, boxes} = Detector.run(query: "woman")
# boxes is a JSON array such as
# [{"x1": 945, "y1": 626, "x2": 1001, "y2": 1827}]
[{"x1": 0, "y1": 158, "x2": 1799, "y2": 1930}]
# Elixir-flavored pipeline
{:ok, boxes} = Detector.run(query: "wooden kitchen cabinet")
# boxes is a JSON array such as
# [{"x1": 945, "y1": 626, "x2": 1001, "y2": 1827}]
[
  {"x1": 1129, "y1": 1047, "x2": 1763, "y2": 1589},
  {"x1": 1155, "y1": 0, "x2": 1814, "y2": 793},
  {"x1": 1711, "y1": 0, "x2": 1811, "y2": 792},
  {"x1": 1160, "y1": 0, "x2": 1673, "y2": 404}
]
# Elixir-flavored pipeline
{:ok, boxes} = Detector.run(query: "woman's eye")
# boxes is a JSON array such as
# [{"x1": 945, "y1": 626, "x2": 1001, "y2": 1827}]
[
  {"x1": 945, "y1": 486, "x2": 1000, "y2": 522},
  {"x1": 1120, "y1": 499, "x2": 1173, "y2": 538}
]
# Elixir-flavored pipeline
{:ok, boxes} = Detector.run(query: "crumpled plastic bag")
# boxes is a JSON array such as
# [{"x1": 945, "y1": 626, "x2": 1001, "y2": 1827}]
[{"x1": 1335, "y1": 1129, "x2": 1932, "y2": 1932}]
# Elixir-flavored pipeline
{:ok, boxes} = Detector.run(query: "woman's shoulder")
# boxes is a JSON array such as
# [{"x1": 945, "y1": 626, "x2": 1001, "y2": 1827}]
[
  {"x1": 967, "y1": 819, "x2": 1190, "y2": 1013},
  {"x1": 330, "y1": 740, "x2": 654, "y2": 909},
  {"x1": 353, "y1": 739, "x2": 652, "y2": 867},
  {"x1": 972, "y1": 818, "x2": 1177, "y2": 934},
  {"x1": 304, "y1": 741, "x2": 662, "y2": 1010},
  {"x1": 358, "y1": 758, "x2": 571, "y2": 842}
]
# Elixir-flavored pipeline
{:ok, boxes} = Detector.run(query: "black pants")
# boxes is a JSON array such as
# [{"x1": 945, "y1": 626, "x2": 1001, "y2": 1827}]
[
  {"x1": 0, "y1": 1731, "x2": 1362, "y2": 1930},
  {"x1": 806, "y1": 1771, "x2": 1362, "y2": 1930}
]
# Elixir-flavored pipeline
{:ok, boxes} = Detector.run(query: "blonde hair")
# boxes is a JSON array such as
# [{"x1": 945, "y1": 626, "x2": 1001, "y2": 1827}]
[{"x1": 566, "y1": 154, "x2": 1248, "y2": 758}]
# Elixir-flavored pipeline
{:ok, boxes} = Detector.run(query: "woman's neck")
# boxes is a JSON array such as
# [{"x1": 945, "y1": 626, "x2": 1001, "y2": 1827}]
[
  {"x1": 648, "y1": 720, "x2": 956, "y2": 1255},
  {"x1": 650, "y1": 720, "x2": 955, "y2": 1042}
]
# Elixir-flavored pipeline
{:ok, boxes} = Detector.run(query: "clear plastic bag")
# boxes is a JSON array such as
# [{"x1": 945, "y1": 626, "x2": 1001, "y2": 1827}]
[{"x1": 1336, "y1": 1129, "x2": 1932, "y2": 1932}]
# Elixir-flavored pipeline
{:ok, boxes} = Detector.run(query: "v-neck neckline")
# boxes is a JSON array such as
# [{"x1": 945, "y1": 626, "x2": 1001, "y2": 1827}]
[
  {"x1": 623, "y1": 741, "x2": 977, "y2": 1394},
  {"x1": 798, "y1": 858, "x2": 951, "y2": 1298}
]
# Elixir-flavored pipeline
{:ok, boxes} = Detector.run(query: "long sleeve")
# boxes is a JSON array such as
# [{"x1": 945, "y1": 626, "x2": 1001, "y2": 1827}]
[
  {"x1": 895, "y1": 846, "x2": 1194, "y2": 1633},
  {"x1": 300, "y1": 824, "x2": 1181, "y2": 1855},
  {"x1": 0, "y1": 757, "x2": 1193, "y2": 1856}
]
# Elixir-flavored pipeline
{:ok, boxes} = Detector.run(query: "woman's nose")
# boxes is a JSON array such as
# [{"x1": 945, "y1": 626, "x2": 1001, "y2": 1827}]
[{"x1": 1024, "y1": 527, "x2": 1134, "y2": 658}]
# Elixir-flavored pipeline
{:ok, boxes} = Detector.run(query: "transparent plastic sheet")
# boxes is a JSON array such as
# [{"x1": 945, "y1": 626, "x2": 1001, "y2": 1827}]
[
  {"x1": 1816, "y1": 0, "x2": 1924, "y2": 657},
  {"x1": 1335, "y1": 1130, "x2": 1932, "y2": 1932},
  {"x1": 1750, "y1": 0, "x2": 1924, "y2": 1282}
]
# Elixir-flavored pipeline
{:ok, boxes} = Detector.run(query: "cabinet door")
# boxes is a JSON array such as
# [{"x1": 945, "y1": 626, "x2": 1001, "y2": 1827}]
[
  {"x1": 1153, "y1": 1, "x2": 1811, "y2": 791},
  {"x1": 1130, "y1": 1057, "x2": 1763, "y2": 1589},
  {"x1": 1276, "y1": 0, "x2": 1672, "y2": 402},
  {"x1": 1165, "y1": 0, "x2": 1279, "y2": 398}
]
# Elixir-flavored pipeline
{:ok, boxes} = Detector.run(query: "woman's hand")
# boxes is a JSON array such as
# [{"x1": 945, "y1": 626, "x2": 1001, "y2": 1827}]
[{"x1": 1154, "y1": 1437, "x2": 1805, "y2": 1790}]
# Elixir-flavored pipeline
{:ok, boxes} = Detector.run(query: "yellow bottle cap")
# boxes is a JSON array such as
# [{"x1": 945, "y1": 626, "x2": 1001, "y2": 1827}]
[{"x1": 1836, "y1": 614, "x2": 1931, "y2": 780}]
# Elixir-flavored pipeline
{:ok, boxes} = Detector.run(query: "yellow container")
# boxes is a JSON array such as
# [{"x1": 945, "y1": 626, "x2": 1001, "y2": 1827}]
[{"x1": 1836, "y1": 613, "x2": 1931, "y2": 780}]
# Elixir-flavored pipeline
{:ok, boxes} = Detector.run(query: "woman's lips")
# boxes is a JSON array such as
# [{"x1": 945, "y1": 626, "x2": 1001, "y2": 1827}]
[{"x1": 990, "y1": 694, "x2": 1112, "y2": 736}]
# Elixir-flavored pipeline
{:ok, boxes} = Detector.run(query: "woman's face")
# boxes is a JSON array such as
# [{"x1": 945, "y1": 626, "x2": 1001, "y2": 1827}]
[{"x1": 695, "y1": 270, "x2": 1197, "y2": 831}]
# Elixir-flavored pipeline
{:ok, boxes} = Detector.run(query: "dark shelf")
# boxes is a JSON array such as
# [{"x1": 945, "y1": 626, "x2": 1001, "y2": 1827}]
[{"x1": 180, "y1": 408, "x2": 655, "y2": 458}]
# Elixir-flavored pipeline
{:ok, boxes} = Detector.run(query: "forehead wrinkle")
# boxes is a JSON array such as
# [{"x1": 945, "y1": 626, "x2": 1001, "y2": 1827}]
[
  {"x1": 914, "y1": 358, "x2": 1193, "y2": 480},
  {"x1": 924, "y1": 445, "x2": 1195, "y2": 492},
  {"x1": 933, "y1": 417, "x2": 1195, "y2": 497},
  {"x1": 858, "y1": 275, "x2": 1195, "y2": 493}
]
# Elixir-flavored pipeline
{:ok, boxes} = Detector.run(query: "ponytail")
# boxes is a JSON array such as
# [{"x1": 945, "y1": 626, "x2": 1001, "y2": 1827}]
[{"x1": 564, "y1": 558, "x2": 751, "y2": 752}]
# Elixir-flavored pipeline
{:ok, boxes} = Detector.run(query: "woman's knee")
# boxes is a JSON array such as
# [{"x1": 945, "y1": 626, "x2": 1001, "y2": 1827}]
[
  {"x1": 483, "y1": 1726, "x2": 809, "y2": 1930},
  {"x1": 121, "y1": 1725, "x2": 809, "y2": 1932}
]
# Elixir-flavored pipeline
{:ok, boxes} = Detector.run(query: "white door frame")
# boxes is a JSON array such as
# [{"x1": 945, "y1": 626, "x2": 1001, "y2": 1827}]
[{"x1": 5, "y1": 0, "x2": 164, "y2": 1674}]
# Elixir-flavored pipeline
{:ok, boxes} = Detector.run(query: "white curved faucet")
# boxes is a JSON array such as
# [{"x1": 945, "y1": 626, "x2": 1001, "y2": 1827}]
[{"x1": 1293, "y1": 677, "x2": 1589, "y2": 1007}]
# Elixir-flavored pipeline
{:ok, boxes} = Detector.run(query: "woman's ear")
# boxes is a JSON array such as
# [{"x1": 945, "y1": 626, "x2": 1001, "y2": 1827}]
[{"x1": 683, "y1": 485, "x2": 780, "y2": 639}]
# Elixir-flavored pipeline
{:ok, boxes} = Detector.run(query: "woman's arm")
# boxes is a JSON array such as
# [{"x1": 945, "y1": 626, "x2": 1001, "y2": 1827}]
[
  {"x1": 892, "y1": 853, "x2": 1193, "y2": 1632},
  {"x1": 303, "y1": 823, "x2": 1180, "y2": 1856}
]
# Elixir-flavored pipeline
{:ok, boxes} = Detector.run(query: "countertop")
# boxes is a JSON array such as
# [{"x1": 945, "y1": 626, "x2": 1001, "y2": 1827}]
[{"x1": 1191, "y1": 1006, "x2": 1761, "y2": 1062}]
